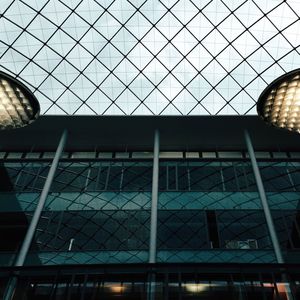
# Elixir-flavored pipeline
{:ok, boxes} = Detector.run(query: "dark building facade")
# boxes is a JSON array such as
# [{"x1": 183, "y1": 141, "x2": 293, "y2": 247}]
[{"x1": 0, "y1": 115, "x2": 300, "y2": 299}]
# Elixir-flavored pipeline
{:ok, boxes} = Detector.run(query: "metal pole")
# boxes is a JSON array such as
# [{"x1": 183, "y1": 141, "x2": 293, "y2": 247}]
[
  {"x1": 149, "y1": 129, "x2": 160, "y2": 264},
  {"x1": 4, "y1": 129, "x2": 68, "y2": 300},
  {"x1": 147, "y1": 129, "x2": 159, "y2": 300},
  {"x1": 244, "y1": 130, "x2": 284, "y2": 263},
  {"x1": 16, "y1": 129, "x2": 68, "y2": 266}
]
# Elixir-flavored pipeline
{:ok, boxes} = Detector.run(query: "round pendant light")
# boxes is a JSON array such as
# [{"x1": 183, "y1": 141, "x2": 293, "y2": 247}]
[
  {"x1": 0, "y1": 71, "x2": 40, "y2": 130},
  {"x1": 257, "y1": 69, "x2": 300, "y2": 133}
]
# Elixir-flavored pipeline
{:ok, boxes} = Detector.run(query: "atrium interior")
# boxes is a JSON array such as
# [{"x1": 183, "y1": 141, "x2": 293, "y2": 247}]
[{"x1": 0, "y1": 0, "x2": 300, "y2": 299}]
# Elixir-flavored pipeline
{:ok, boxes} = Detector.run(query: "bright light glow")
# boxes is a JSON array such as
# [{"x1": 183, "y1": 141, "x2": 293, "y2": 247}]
[
  {"x1": 184, "y1": 283, "x2": 210, "y2": 293},
  {"x1": 107, "y1": 284, "x2": 127, "y2": 293},
  {"x1": 258, "y1": 70, "x2": 300, "y2": 133},
  {"x1": 263, "y1": 283, "x2": 291, "y2": 297},
  {"x1": 0, "y1": 73, "x2": 39, "y2": 130}
]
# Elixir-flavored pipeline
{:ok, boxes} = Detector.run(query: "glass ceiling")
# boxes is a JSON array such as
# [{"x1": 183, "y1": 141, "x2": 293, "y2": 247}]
[{"x1": 0, "y1": 0, "x2": 299, "y2": 115}]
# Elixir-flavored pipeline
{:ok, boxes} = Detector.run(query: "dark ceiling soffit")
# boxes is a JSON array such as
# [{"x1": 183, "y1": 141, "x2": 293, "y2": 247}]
[{"x1": 0, "y1": 115, "x2": 300, "y2": 152}]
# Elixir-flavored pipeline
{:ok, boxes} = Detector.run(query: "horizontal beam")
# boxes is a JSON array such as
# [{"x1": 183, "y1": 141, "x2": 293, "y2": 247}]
[{"x1": 0, "y1": 116, "x2": 300, "y2": 152}]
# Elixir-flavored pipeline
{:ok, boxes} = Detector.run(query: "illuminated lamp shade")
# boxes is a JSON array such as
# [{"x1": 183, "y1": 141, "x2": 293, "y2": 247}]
[
  {"x1": 0, "y1": 71, "x2": 40, "y2": 130},
  {"x1": 257, "y1": 69, "x2": 300, "y2": 133}
]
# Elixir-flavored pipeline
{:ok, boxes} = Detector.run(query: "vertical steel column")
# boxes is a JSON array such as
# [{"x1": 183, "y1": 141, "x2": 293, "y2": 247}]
[
  {"x1": 4, "y1": 129, "x2": 68, "y2": 300},
  {"x1": 244, "y1": 130, "x2": 284, "y2": 263},
  {"x1": 149, "y1": 129, "x2": 160, "y2": 263},
  {"x1": 147, "y1": 129, "x2": 160, "y2": 300},
  {"x1": 16, "y1": 129, "x2": 68, "y2": 266},
  {"x1": 245, "y1": 131, "x2": 295, "y2": 299}
]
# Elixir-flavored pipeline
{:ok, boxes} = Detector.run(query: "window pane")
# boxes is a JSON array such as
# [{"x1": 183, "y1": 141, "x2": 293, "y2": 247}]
[{"x1": 158, "y1": 210, "x2": 209, "y2": 250}]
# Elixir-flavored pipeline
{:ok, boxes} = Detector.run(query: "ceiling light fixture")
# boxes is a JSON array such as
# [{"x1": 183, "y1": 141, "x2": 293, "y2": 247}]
[
  {"x1": 257, "y1": 69, "x2": 300, "y2": 133},
  {"x1": 0, "y1": 71, "x2": 40, "y2": 130}
]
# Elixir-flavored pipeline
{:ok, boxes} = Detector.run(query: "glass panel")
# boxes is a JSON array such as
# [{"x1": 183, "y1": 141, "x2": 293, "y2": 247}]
[
  {"x1": 35, "y1": 210, "x2": 149, "y2": 251},
  {"x1": 217, "y1": 210, "x2": 272, "y2": 249},
  {"x1": 27, "y1": 160, "x2": 152, "y2": 265},
  {"x1": 259, "y1": 162, "x2": 295, "y2": 192},
  {"x1": 157, "y1": 210, "x2": 209, "y2": 250},
  {"x1": 0, "y1": 162, "x2": 50, "y2": 266},
  {"x1": 260, "y1": 161, "x2": 300, "y2": 262},
  {"x1": 159, "y1": 161, "x2": 256, "y2": 192},
  {"x1": 51, "y1": 161, "x2": 153, "y2": 192},
  {"x1": 4, "y1": 265, "x2": 297, "y2": 300},
  {"x1": 0, "y1": 0, "x2": 299, "y2": 115},
  {"x1": 157, "y1": 160, "x2": 275, "y2": 263}
]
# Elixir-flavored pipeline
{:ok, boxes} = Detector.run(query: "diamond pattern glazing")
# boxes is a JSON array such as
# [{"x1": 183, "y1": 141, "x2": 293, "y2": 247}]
[{"x1": 0, "y1": 0, "x2": 299, "y2": 115}]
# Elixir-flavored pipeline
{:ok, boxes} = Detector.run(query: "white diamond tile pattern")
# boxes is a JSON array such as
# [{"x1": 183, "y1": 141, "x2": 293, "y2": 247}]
[{"x1": 0, "y1": 0, "x2": 299, "y2": 115}]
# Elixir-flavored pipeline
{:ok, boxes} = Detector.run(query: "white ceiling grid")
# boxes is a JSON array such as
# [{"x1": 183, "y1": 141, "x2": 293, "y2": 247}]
[{"x1": 0, "y1": 0, "x2": 299, "y2": 115}]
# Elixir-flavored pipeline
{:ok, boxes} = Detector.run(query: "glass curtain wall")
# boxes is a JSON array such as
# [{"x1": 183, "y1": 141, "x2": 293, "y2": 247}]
[
  {"x1": 157, "y1": 161, "x2": 275, "y2": 263},
  {"x1": 0, "y1": 161, "x2": 50, "y2": 266},
  {"x1": 258, "y1": 161, "x2": 300, "y2": 263},
  {"x1": 4, "y1": 264, "x2": 298, "y2": 300},
  {"x1": 26, "y1": 161, "x2": 152, "y2": 265},
  {"x1": 3, "y1": 156, "x2": 300, "y2": 266}
]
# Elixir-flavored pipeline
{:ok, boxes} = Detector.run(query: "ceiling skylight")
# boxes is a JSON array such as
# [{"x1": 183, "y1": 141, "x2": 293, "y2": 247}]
[{"x1": 0, "y1": 0, "x2": 299, "y2": 115}]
